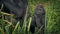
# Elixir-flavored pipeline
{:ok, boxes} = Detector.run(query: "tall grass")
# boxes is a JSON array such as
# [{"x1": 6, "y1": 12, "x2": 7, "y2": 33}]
[
  {"x1": 28, "y1": 0, "x2": 60, "y2": 34},
  {"x1": 0, "y1": 4, "x2": 41, "y2": 34},
  {"x1": 0, "y1": 0, "x2": 60, "y2": 34}
]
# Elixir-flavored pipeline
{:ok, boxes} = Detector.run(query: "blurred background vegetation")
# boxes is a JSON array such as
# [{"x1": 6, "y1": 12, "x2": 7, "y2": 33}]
[
  {"x1": 28, "y1": 0, "x2": 60, "y2": 34},
  {"x1": 0, "y1": 0, "x2": 60, "y2": 34}
]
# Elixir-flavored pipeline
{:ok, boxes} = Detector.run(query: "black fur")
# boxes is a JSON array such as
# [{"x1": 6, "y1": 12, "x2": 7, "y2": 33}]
[
  {"x1": 0, "y1": 0, "x2": 28, "y2": 26},
  {"x1": 0, "y1": 0, "x2": 45, "y2": 34},
  {"x1": 30, "y1": 5, "x2": 45, "y2": 34}
]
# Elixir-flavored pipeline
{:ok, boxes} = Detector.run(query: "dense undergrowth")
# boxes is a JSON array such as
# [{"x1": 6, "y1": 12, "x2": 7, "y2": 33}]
[
  {"x1": 28, "y1": 0, "x2": 60, "y2": 34},
  {"x1": 0, "y1": 0, "x2": 60, "y2": 34},
  {"x1": 0, "y1": 4, "x2": 41, "y2": 34}
]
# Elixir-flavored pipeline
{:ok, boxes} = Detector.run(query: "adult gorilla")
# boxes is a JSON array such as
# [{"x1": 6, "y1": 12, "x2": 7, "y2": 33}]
[
  {"x1": 0, "y1": 0, "x2": 28, "y2": 26},
  {"x1": 3, "y1": 0, "x2": 28, "y2": 16}
]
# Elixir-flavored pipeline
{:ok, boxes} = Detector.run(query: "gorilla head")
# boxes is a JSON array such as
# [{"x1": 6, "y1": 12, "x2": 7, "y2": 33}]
[{"x1": 35, "y1": 5, "x2": 45, "y2": 16}]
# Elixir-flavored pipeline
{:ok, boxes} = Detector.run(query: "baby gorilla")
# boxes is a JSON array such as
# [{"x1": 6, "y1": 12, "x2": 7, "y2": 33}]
[{"x1": 30, "y1": 5, "x2": 45, "y2": 34}]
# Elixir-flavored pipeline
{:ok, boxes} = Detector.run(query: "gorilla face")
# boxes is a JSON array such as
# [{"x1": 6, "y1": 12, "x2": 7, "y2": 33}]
[{"x1": 35, "y1": 5, "x2": 45, "y2": 16}]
